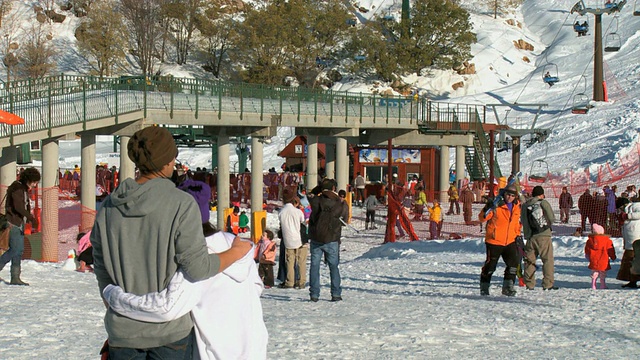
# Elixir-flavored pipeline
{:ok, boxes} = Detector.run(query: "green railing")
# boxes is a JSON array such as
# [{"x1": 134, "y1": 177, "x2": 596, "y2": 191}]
[{"x1": 0, "y1": 74, "x2": 428, "y2": 143}]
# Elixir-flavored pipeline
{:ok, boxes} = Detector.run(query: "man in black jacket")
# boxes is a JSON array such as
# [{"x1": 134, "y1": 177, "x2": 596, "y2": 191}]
[
  {"x1": 308, "y1": 178, "x2": 349, "y2": 302},
  {"x1": 0, "y1": 167, "x2": 40, "y2": 285}
]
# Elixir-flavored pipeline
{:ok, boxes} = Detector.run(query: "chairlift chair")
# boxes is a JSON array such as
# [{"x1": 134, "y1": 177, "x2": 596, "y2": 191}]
[
  {"x1": 571, "y1": 93, "x2": 590, "y2": 114},
  {"x1": 572, "y1": 15, "x2": 589, "y2": 36},
  {"x1": 604, "y1": 33, "x2": 621, "y2": 52},
  {"x1": 542, "y1": 63, "x2": 560, "y2": 86},
  {"x1": 528, "y1": 159, "x2": 549, "y2": 183},
  {"x1": 635, "y1": 0, "x2": 640, "y2": 15}
]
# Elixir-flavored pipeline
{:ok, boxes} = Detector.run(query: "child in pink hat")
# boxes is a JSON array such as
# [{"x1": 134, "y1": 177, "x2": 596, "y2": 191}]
[{"x1": 584, "y1": 224, "x2": 617, "y2": 289}]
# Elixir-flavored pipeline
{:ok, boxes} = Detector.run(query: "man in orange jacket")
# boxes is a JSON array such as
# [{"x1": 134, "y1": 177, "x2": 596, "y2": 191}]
[{"x1": 478, "y1": 183, "x2": 522, "y2": 296}]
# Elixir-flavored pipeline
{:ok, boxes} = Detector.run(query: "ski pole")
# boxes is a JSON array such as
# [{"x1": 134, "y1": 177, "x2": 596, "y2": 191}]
[{"x1": 339, "y1": 217, "x2": 360, "y2": 233}]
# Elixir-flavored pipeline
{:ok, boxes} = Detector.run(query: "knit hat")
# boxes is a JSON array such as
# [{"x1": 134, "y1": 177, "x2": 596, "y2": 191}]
[
  {"x1": 504, "y1": 183, "x2": 517, "y2": 195},
  {"x1": 127, "y1": 127, "x2": 178, "y2": 173},
  {"x1": 177, "y1": 179, "x2": 211, "y2": 224},
  {"x1": 592, "y1": 223, "x2": 604, "y2": 235},
  {"x1": 532, "y1": 185, "x2": 545, "y2": 197}
]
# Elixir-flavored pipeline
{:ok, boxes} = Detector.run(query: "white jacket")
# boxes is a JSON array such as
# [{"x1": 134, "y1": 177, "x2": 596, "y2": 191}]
[
  {"x1": 622, "y1": 202, "x2": 640, "y2": 250},
  {"x1": 103, "y1": 232, "x2": 268, "y2": 360},
  {"x1": 278, "y1": 203, "x2": 304, "y2": 249}
]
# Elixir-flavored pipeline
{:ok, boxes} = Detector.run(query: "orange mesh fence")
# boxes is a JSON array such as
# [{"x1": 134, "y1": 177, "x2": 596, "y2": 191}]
[{"x1": 0, "y1": 184, "x2": 96, "y2": 262}]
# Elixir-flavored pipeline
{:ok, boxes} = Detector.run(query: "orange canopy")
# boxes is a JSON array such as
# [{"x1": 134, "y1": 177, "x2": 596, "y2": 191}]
[{"x1": 0, "y1": 110, "x2": 24, "y2": 125}]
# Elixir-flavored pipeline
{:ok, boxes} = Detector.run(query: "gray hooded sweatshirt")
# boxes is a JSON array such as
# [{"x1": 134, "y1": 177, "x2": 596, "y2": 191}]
[{"x1": 91, "y1": 177, "x2": 221, "y2": 348}]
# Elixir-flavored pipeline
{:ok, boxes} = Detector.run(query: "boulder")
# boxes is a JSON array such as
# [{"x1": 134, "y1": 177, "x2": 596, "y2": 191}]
[{"x1": 513, "y1": 39, "x2": 534, "y2": 51}]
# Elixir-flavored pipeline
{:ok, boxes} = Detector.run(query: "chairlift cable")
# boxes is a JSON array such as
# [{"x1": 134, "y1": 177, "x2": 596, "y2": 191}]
[
  {"x1": 514, "y1": 10, "x2": 573, "y2": 103},
  {"x1": 546, "y1": 15, "x2": 618, "y2": 134}
]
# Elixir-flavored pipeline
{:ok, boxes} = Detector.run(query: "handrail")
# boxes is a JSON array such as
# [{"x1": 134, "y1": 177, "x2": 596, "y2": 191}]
[{"x1": 0, "y1": 74, "x2": 489, "y2": 144}]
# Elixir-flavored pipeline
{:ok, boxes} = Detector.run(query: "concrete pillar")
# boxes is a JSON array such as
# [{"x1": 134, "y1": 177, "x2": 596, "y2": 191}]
[
  {"x1": 325, "y1": 143, "x2": 335, "y2": 179},
  {"x1": 0, "y1": 146, "x2": 17, "y2": 210},
  {"x1": 439, "y1": 146, "x2": 450, "y2": 203},
  {"x1": 81, "y1": 134, "x2": 96, "y2": 232},
  {"x1": 41, "y1": 139, "x2": 59, "y2": 262},
  {"x1": 455, "y1": 146, "x2": 465, "y2": 188},
  {"x1": 250, "y1": 137, "x2": 263, "y2": 214},
  {"x1": 216, "y1": 136, "x2": 230, "y2": 230},
  {"x1": 118, "y1": 136, "x2": 135, "y2": 181},
  {"x1": 335, "y1": 137, "x2": 348, "y2": 192},
  {"x1": 306, "y1": 135, "x2": 318, "y2": 191}
]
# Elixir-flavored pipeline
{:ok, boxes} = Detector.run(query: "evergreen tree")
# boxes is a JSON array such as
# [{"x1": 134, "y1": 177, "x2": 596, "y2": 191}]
[{"x1": 194, "y1": 1, "x2": 235, "y2": 78}]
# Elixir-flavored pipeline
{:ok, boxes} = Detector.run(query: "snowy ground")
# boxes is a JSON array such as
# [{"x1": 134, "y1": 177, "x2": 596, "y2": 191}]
[{"x1": 2, "y1": 212, "x2": 640, "y2": 359}]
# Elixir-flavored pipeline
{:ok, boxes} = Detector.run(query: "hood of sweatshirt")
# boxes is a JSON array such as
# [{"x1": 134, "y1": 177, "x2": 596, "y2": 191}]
[
  {"x1": 206, "y1": 231, "x2": 256, "y2": 283},
  {"x1": 108, "y1": 177, "x2": 177, "y2": 217}
]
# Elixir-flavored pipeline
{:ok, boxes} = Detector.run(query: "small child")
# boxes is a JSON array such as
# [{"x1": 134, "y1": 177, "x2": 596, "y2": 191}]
[
  {"x1": 364, "y1": 193, "x2": 381, "y2": 230},
  {"x1": 238, "y1": 210, "x2": 250, "y2": 233},
  {"x1": 256, "y1": 229, "x2": 276, "y2": 288},
  {"x1": 584, "y1": 223, "x2": 617, "y2": 289},
  {"x1": 76, "y1": 231, "x2": 94, "y2": 272}
]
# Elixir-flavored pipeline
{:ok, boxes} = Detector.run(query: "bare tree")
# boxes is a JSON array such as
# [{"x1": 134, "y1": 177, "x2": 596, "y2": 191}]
[
  {"x1": 18, "y1": 24, "x2": 56, "y2": 79},
  {"x1": 0, "y1": 0, "x2": 13, "y2": 28},
  {"x1": 76, "y1": 0, "x2": 127, "y2": 77},
  {"x1": 120, "y1": 0, "x2": 161, "y2": 75},
  {"x1": 195, "y1": 3, "x2": 235, "y2": 77},
  {"x1": 160, "y1": 0, "x2": 201, "y2": 65}
]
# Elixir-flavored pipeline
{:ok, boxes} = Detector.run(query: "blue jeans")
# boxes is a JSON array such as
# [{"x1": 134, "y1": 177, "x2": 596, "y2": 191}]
[
  {"x1": 0, "y1": 225, "x2": 25, "y2": 271},
  {"x1": 309, "y1": 241, "x2": 341, "y2": 298},
  {"x1": 108, "y1": 329, "x2": 194, "y2": 360}
]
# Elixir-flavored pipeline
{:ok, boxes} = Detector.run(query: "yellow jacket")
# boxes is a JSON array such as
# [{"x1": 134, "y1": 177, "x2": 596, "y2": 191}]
[{"x1": 428, "y1": 204, "x2": 442, "y2": 223}]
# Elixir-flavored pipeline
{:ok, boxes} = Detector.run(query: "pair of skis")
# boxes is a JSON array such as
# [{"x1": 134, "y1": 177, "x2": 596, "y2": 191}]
[{"x1": 483, "y1": 172, "x2": 523, "y2": 217}]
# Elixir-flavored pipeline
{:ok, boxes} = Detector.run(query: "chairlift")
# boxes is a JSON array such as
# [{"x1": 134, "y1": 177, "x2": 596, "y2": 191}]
[
  {"x1": 604, "y1": 33, "x2": 621, "y2": 52},
  {"x1": 604, "y1": 17, "x2": 621, "y2": 52},
  {"x1": 635, "y1": 0, "x2": 640, "y2": 15},
  {"x1": 528, "y1": 159, "x2": 549, "y2": 183},
  {"x1": 572, "y1": 15, "x2": 589, "y2": 36},
  {"x1": 542, "y1": 63, "x2": 560, "y2": 86},
  {"x1": 571, "y1": 75, "x2": 590, "y2": 114}
]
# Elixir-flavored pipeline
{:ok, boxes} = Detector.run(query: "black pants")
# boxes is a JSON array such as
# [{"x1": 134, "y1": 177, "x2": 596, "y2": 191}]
[
  {"x1": 259, "y1": 263, "x2": 275, "y2": 287},
  {"x1": 481, "y1": 242, "x2": 519, "y2": 284},
  {"x1": 365, "y1": 210, "x2": 375, "y2": 223},
  {"x1": 77, "y1": 247, "x2": 93, "y2": 265}
]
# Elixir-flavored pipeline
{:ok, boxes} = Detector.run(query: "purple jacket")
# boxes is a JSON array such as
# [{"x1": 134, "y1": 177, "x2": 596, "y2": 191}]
[{"x1": 604, "y1": 188, "x2": 616, "y2": 214}]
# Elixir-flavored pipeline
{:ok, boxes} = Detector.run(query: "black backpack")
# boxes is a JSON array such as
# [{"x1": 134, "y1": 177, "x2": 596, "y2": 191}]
[{"x1": 526, "y1": 201, "x2": 550, "y2": 234}]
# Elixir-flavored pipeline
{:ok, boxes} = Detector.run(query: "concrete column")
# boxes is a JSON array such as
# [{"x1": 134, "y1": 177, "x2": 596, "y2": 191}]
[
  {"x1": 118, "y1": 136, "x2": 135, "y2": 181},
  {"x1": 325, "y1": 143, "x2": 335, "y2": 179},
  {"x1": 335, "y1": 137, "x2": 348, "y2": 191},
  {"x1": 250, "y1": 137, "x2": 263, "y2": 214},
  {"x1": 216, "y1": 136, "x2": 230, "y2": 230},
  {"x1": 439, "y1": 146, "x2": 450, "y2": 203},
  {"x1": 81, "y1": 135, "x2": 96, "y2": 211},
  {"x1": 306, "y1": 135, "x2": 318, "y2": 191},
  {"x1": 41, "y1": 139, "x2": 59, "y2": 262},
  {"x1": 455, "y1": 145, "x2": 465, "y2": 188},
  {"x1": 0, "y1": 146, "x2": 17, "y2": 211}
]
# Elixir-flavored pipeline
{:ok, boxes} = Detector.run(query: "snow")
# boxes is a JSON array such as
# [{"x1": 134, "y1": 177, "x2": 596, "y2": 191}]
[{"x1": 2, "y1": 0, "x2": 640, "y2": 358}]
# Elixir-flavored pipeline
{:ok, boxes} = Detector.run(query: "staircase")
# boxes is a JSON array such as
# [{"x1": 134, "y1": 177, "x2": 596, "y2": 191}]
[{"x1": 464, "y1": 109, "x2": 501, "y2": 181}]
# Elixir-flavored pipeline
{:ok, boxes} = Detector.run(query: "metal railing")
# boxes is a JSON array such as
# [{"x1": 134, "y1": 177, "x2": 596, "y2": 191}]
[{"x1": 0, "y1": 75, "x2": 433, "y2": 142}]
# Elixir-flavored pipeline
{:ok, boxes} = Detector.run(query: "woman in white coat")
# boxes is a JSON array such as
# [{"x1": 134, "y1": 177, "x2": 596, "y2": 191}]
[{"x1": 618, "y1": 200, "x2": 640, "y2": 288}]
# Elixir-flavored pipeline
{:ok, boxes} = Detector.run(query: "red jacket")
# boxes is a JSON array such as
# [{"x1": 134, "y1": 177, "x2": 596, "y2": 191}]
[
  {"x1": 585, "y1": 234, "x2": 616, "y2": 271},
  {"x1": 479, "y1": 200, "x2": 521, "y2": 246}
]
